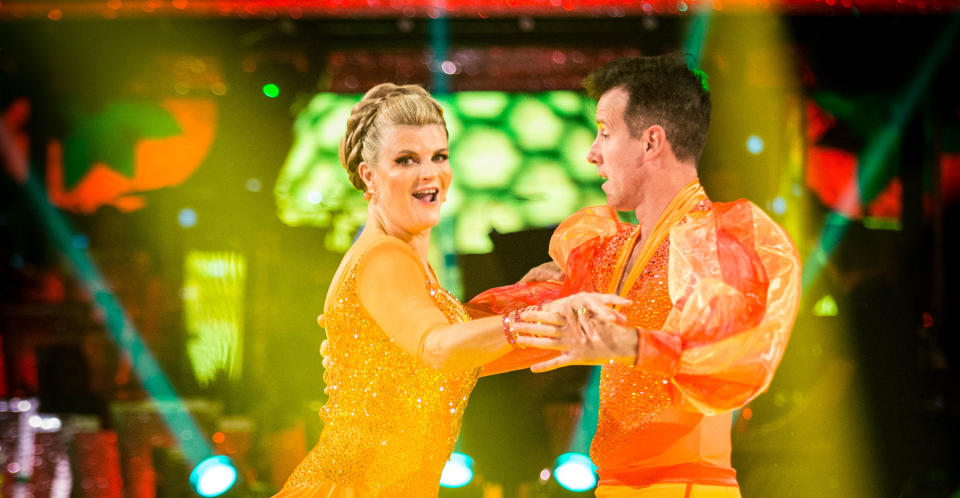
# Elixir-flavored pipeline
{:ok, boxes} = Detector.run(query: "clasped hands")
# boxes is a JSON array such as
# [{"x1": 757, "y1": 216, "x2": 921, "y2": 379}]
[
  {"x1": 514, "y1": 292, "x2": 639, "y2": 372},
  {"x1": 316, "y1": 291, "x2": 639, "y2": 390}
]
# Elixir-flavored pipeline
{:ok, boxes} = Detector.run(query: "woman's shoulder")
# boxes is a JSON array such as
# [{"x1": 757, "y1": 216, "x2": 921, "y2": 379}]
[
  {"x1": 352, "y1": 233, "x2": 419, "y2": 262},
  {"x1": 345, "y1": 233, "x2": 427, "y2": 284}
]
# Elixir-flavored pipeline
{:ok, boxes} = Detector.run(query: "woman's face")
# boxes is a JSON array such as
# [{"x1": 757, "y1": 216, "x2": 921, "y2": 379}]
[{"x1": 363, "y1": 124, "x2": 451, "y2": 236}]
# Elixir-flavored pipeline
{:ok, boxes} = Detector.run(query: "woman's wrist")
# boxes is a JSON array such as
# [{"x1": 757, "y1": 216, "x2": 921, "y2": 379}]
[{"x1": 502, "y1": 304, "x2": 543, "y2": 349}]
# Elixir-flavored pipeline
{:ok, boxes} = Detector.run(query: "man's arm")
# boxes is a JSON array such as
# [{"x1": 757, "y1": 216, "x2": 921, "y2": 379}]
[{"x1": 529, "y1": 201, "x2": 802, "y2": 415}]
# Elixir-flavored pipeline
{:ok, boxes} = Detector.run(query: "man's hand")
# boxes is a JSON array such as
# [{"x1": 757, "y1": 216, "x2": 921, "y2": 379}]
[
  {"x1": 525, "y1": 299, "x2": 640, "y2": 372},
  {"x1": 519, "y1": 261, "x2": 564, "y2": 283},
  {"x1": 515, "y1": 292, "x2": 630, "y2": 354}
]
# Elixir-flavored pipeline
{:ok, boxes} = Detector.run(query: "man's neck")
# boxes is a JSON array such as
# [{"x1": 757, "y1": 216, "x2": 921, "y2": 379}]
[{"x1": 633, "y1": 161, "x2": 698, "y2": 238}]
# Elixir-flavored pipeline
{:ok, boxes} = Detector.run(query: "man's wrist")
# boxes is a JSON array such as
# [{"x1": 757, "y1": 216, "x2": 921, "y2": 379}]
[{"x1": 614, "y1": 326, "x2": 640, "y2": 365}]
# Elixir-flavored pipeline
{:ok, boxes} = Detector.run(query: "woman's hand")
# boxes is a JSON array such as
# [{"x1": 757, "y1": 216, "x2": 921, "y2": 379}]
[{"x1": 514, "y1": 292, "x2": 630, "y2": 352}]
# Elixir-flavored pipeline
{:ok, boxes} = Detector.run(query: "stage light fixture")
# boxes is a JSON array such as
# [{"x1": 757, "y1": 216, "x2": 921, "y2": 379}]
[
  {"x1": 439, "y1": 452, "x2": 474, "y2": 488},
  {"x1": 553, "y1": 452, "x2": 597, "y2": 492},
  {"x1": 190, "y1": 455, "x2": 237, "y2": 497}
]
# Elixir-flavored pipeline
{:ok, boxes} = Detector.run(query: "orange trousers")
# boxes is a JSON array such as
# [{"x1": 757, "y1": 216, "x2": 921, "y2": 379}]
[{"x1": 596, "y1": 483, "x2": 742, "y2": 498}]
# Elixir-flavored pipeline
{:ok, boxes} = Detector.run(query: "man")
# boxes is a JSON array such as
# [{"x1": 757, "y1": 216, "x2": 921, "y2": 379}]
[{"x1": 475, "y1": 54, "x2": 801, "y2": 497}]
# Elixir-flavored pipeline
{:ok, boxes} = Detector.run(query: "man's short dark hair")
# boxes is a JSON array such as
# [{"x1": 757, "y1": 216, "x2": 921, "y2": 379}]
[{"x1": 583, "y1": 54, "x2": 711, "y2": 163}]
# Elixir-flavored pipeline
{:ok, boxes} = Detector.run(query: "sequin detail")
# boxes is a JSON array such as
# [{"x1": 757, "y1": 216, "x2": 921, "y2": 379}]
[
  {"x1": 282, "y1": 263, "x2": 478, "y2": 497},
  {"x1": 590, "y1": 225, "x2": 674, "y2": 468}
]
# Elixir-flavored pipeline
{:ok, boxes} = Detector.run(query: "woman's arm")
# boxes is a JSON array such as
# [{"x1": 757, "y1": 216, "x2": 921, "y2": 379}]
[
  {"x1": 356, "y1": 237, "x2": 557, "y2": 374},
  {"x1": 357, "y1": 237, "x2": 626, "y2": 375}
]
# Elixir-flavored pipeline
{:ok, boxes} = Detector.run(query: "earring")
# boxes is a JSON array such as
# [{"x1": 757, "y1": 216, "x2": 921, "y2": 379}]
[{"x1": 363, "y1": 190, "x2": 378, "y2": 201}]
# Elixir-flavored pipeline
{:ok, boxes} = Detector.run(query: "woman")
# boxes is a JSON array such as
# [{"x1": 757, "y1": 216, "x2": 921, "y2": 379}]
[{"x1": 275, "y1": 83, "x2": 626, "y2": 497}]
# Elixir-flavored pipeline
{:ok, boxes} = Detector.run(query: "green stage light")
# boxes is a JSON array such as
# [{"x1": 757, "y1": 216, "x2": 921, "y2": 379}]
[
  {"x1": 454, "y1": 126, "x2": 521, "y2": 189},
  {"x1": 562, "y1": 124, "x2": 599, "y2": 182},
  {"x1": 813, "y1": 295, "x2": 839, "y2": 317},
  {"x1": 262, "y1": 83, "x2": 280, "y2": 98},
  {"x1": 315, "y1": 98, "x2": 360, "y2": 152},
  {"x1": 183, "y1": 251, "x2": 246, "y2": 387},
  {"x1": 435, "y1": 97, "x2": 464, "y2": 144},
  {"x1": 545, "y1": 91, "x2": 583, "y2": 116},
  {"x1": 508, "y1": 98, "x2": 564, "y2": 152},
  {"x1": 455, "y1": 92, "x2": 510, "y2": 120},
  {"x1": 456, "y1": 198, "x2": 524, "y2": 253},
  {"x1": 512, "y1": 159, "x2": 579, "y2": 226}
]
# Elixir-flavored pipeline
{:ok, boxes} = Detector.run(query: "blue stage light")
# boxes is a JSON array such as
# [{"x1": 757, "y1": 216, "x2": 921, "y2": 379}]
[
  {"x1": 178, "y1": 208, "x2": 197, "y2": 228},
  {"x1": 439, "y1": 452, "x2": 473, "y2": 488},
  {"x1": 746, "y1": 135, "x2": 764, "y2": 155},
  {"x1": 553, "y1": 452, "x2": 597, "y2": 492},
  {"x1": 190, "y1": 455, "x2": 237, "y2": 497}
]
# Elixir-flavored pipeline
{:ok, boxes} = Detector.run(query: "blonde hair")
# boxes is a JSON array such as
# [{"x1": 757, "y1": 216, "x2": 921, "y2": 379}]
[{"x1": 339, "y1": 83, "x2": 447, "y2": 192}]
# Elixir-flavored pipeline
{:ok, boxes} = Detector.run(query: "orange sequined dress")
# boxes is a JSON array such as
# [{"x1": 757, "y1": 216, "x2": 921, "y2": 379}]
[
  {"x1": 470, "y1": 180, "x2": 801, "y2": 493},
  {"x1": 276, "y1": 235, "x2": 479, "y2": 498}
]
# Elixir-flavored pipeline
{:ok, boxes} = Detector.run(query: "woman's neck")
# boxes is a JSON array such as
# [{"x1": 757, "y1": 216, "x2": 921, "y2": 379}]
[{"x1": 363, "y1": 210, "x2": 431, "y2": 261}]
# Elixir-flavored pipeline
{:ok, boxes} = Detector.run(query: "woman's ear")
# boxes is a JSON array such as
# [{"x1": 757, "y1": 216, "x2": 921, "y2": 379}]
[{"x1": 359, "y1": 161, "x2": 375, "y2": 192}]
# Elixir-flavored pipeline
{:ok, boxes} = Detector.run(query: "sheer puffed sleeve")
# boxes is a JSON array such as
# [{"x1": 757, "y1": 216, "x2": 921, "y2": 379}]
[
  {"x1": 548, "y1": 205, "x2": 620, "y2": 273},
  {"x1": 356, "y1": 237, "x2": 451, "y2": 362},
  {"x1": 470, "y1": 206, "x2": 621, "y2": 376},
  {"x1": 638, "y1": 200, "x2": 801, "y2": 415}
]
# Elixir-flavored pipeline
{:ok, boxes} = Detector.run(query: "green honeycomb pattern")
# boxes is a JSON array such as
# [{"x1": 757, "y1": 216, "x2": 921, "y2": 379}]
[{"x1": 275, "y1": 91, "x2": 606, "y2": 254}]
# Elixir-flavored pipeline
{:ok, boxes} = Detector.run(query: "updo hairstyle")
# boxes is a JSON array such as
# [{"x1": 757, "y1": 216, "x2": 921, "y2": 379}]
[{"x1": 338, "y1": 83, "x2": 448, "y2": 192}]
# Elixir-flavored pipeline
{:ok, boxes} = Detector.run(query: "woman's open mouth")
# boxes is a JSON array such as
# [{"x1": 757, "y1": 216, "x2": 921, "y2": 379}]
[{"x1": 412, "y1": 188, "x2": 439, "y2": 204}]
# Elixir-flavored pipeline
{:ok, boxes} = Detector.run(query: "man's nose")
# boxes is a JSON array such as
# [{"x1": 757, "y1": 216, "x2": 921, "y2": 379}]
[{"x1": 587, "y1": 139, "x2": 602, "y2": 165}]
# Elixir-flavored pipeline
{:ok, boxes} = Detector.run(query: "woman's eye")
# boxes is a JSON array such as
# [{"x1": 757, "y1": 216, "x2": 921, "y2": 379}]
[
  {"x1": 433, "y1": 153, "x2": 449, "y2": 162},
  {"x1": 396, "y1": 156, "x2": 416, "y2": 166}
]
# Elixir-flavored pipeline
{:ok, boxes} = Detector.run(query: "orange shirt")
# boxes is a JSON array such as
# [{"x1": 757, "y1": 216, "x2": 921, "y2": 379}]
[{"x1": 471, "y1": 180, "x2": 801, "y2": 488}]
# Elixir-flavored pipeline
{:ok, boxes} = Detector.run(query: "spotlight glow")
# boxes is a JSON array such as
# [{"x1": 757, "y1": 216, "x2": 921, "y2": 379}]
[
  {"x1": 813, "y1": 294, "x2": 839, "y2": 317},
  {"x1": 262, "y1": 83, "x2": 280, "y2": 98},
  {"x1": 190, "y1": 455, "x2": 237, "y2": 497},
  {"x1": 772, "y1": 196, "x2": 787, "y2": 215},
  {"x1": 439, "y1": 452, "x2": 473, "y2": 488},
  {"x1": 553, "y1": 452, "x2": 597, "y2": 492},
  {"x1": 178, "y1": 208, "x2": 197, "y2": 228},
  {"x1": 747, "y1": 134, "x2": 764, "y2": 155}
]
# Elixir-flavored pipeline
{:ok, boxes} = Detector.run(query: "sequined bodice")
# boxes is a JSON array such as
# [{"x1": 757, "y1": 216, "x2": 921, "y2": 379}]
[
  {"x1": 590, "y1": 199, "x2": 712, "y2": 469},
  {"x1": 590, "y1": 224, "x2": 674, "y2": 467},
  {"x1": 283, "y1": 260, "x2": 478, "y2": 496}
]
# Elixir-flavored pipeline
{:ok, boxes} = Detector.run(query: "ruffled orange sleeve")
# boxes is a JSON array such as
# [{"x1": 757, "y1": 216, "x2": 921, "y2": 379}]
[
  {"x1": 356, "y1": 237, "x2": 450, "y2": 362},
  {"x1": 639, "y1": 200, "x2": 802, "y2": 415},
  {"x1": 471, "y1": 206, "x2": 621, "y2": 376}
]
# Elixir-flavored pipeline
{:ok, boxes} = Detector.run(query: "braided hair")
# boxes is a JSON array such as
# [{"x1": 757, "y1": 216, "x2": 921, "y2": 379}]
[{"x1": 339, "y1": 83, "x2": 447, "y2": 192}]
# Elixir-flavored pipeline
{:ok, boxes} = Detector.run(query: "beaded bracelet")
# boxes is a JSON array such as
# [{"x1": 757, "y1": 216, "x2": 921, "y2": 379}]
[
  {"x1": 502, "y1": 312, "x2": 520, "y2": 348},
  {"x1": 502, "y1": 304, "x2": 544, "y2": 348}
]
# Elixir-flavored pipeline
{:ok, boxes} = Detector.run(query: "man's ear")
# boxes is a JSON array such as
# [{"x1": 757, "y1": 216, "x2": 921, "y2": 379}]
[{"x1": 644, "y1": 125, "x2": 667, "y2": 158}]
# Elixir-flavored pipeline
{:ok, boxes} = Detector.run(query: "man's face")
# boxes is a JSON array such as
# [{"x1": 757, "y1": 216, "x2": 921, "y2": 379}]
[{"x1": 586, "y1": 87, "x2": 649, "y2": 212}]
